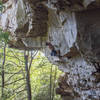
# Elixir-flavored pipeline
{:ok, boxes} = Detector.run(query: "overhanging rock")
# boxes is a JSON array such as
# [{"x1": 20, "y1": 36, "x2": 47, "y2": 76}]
[
  {"x1": 0, "y1": 0, "x2": 48, "y2": 49},
  {"x1": 76, "y1": 9, "x2": 100, "y2": 62},
  {"x1": 0, "y1": 0, "x2": 100, "y2": 100}
]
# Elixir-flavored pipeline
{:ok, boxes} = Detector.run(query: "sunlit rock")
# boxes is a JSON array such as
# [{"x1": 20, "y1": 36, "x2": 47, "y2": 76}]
[
  {"x1": 0, "y1": 0, "x2": 100, "y2": 100},
  {"x1": 0, "y1": 0, "x2": 48, "y2": 49}
]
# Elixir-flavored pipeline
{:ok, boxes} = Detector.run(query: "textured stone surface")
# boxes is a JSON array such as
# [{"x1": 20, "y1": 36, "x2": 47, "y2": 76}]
[
  {"x1": 0, "y1": 0, "x2": 48, "y2": 49},
  {"x1": 76, "y1": 9, "x2": 100, "y2": 62},
  {"x1": 0, "y1": 0, "x2": 100, "y2": 100}
]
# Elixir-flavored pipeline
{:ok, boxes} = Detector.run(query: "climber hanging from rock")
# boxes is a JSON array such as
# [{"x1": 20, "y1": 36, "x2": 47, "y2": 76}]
[
  {"x1": 46, "y1": 42, "x2": 73, "y2": 59},
  {"x1": 46, "y1": 42, "x2": 60, "y2": 57},
  {"x1": 46, "y1": 42, "x2": 80, "y2": 62},
  {"x1": 46, "y1": 42, "x2": 66, "y2": 63}
]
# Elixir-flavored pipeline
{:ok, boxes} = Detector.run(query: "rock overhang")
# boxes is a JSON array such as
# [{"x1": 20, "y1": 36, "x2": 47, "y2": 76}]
[{"x1": 0, "y1": 0, "x2": 100, "y2": 100}]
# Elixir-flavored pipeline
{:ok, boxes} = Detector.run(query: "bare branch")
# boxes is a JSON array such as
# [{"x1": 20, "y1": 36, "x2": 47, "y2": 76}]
[
  {"x1": 10, "y1": 50, "x2": 24, "y2": 63},
  {"x1": 4, "y1": 78, "x2": 25, "y2": 86},
  {"x1": 5, "y1": 69, "x2": 23, "y2": 83},
  {"x1": 29, "y1": 51, "x2": 38, "y2": 71},
  {"x1": 13, "y1": 83, "x2": 25, "y2": 92},
  {"x1": 5, "y1": 61, "x2": 23, "y2": 68},
  {"x1": 4, "y1": 71, "x2": 24, "y2": 74},
  {"x1": 15, "y1": 89, "x2": 26, "y2": 95}
]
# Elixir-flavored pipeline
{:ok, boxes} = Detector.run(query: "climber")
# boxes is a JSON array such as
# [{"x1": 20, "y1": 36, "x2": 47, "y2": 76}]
[{"x1": 46, "y1": 42, "x2": 60, "y2": 57}]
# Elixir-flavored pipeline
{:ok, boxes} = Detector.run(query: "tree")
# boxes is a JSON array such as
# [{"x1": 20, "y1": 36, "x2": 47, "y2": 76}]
[
  {"x1": 0, "y1": 35, "x2": 62, "y2": 100},
  {"x1": 24, "y1": 51, "x2": 32, "y2": 100},
  {"x1": 1, "y1": 43, "x2": 6, "y2": 98}
]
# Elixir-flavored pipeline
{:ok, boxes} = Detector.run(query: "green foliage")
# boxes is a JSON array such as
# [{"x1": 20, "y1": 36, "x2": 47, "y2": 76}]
[
  {"x1": 0, "y1": 29, "x2": 9, "y2": 43},
  {"x1": 0, "y1": 1, "x2": 8, "y2": 43},
  {"x1": 0, "y1": 44, "x2": 62, "y2": 100},
  {"x1": 30, "y1": 53, "x2": 62, "y2": 100},
  {"x1": 0, "y1": 1, "x2": 4, "y2": 12}
]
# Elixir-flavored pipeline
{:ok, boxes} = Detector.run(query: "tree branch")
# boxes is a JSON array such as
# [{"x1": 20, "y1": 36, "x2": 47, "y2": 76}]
[
  {"x1": 5, "y1": 69, "x2": 23, "y2": 83},
  {"x1": 29, "y1": 51, "x2": 38, "y2": 71},
  {"x1": 4, "y1": 78, "x2": 25, "y2": 86}
]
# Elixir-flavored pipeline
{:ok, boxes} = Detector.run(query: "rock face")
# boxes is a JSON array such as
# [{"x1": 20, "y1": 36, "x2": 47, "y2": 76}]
[
  {"x1": 0, "y1": 0, "x2": 100, "y2": 100},
  {"x1": 0, "y1": 0, "x2": 48, "y2": 50}
]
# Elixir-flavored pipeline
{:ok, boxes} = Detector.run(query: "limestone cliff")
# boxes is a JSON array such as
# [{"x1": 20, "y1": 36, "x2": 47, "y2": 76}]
[{"x1": 0, "y1": 0, "x2": 100, "y2": 100}]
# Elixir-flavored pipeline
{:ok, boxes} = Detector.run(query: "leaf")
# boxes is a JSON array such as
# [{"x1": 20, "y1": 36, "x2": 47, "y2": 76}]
[{"x1": 0, "y1": 29, "x2": 10, "y2": 43}]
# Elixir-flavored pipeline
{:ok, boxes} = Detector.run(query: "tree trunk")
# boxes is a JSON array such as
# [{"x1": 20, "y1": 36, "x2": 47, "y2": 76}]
[
  {"x1": 52, "y1": 67, "x2": 57, "y2": 100},
  {"x1": 1, "y1": 43, "x2": 6, "y2": 98},
  {"x1": 24, "y1": 51, "x2": 32, "y2": 100},
  {"x1": 50, "y1": 65, "x2": 53, "y2": 100}
]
